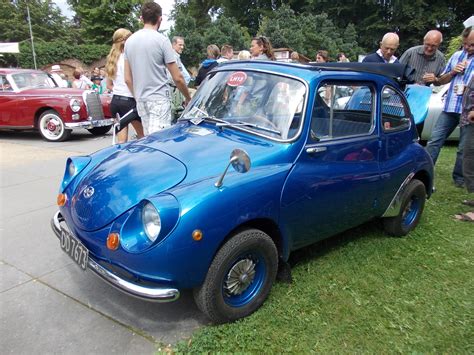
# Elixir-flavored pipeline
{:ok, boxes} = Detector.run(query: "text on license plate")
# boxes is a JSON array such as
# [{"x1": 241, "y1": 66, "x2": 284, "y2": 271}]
[{"x1": 60, "y1": 228, "x2": 88, "y2": 270}]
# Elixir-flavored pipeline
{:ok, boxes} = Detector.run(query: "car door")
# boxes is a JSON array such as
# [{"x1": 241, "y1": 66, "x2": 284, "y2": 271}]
[
  {"x1": 377, "y1": 85, "x2": 417, "y2": 209},
  {"x1": 0, "y1": 75, "x2": 18, "y2": 126},
  {"x1": 280, "y1": 81, "x2": 381, "y2": 250}
]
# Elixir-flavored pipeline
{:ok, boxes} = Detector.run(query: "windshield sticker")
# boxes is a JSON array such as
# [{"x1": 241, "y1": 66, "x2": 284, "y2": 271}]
[{"x1": 227, "y1": 72, "x2": 247, "y2": 87}]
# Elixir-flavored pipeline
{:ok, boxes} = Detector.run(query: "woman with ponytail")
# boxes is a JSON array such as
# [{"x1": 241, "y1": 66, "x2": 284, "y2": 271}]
[
  {"x1": 105, "y1": 28, "x2": 144, "y2": 143},
  {"x1": 249, "y1": 36, "x2": 275, "y2": 61}
]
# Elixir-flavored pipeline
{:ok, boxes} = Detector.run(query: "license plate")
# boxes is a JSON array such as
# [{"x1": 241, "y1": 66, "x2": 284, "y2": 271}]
[{"x1": 60, "y1": 228, "x2": 89, "y2": 270}]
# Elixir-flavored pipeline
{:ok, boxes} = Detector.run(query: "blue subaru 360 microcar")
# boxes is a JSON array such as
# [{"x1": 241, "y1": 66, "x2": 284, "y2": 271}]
[{"x1": 51, "y1": 61, "x2": 434, "y2": 323}]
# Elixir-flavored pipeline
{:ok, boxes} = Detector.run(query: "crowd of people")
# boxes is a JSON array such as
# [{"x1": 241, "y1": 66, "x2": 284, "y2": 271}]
[
  {"x1": 48, "y1": 65, "x2": 108, "y2": 93},
  {"x1": 46, "y1": 1, "x2": 473, "y2": 220}
]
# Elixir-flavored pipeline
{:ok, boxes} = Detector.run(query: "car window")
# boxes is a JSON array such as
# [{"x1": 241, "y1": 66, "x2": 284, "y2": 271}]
[
  {"x1": 381, "y1": 86, "x2": 410, "y2": 131},
  {"x1": 0, "y1": 75, "x2": 13, "y2": 91},
  {"x1": 310, "y1": 82, "x2": 374, "y2": 142},
  {"x1": 11, "y1": 72, "x2": 56, "y2": 90},
  {"x1": 181, "y1": 70, "x2": 306, "y2": 140}
]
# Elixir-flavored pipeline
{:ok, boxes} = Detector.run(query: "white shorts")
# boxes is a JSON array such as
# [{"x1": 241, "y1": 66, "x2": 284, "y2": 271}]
[{"x1": 136, "y1": 99, "x2": 171, "y2": 135}]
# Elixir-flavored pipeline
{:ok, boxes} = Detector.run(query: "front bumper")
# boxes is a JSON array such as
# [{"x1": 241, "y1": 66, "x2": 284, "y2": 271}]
[
  {"x1": 65, "y1": 117, "x2": 115, "y2": 129},
  {"x1": 51, "y1": 211, "x2": 180, "y2": 302}
]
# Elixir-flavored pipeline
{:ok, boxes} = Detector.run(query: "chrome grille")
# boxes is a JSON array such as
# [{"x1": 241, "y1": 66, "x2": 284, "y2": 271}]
[
  {"x1": 71, "y1": 192, "x2": 94, "y2": 228},
  {"x1": 84, "y1": 91, "x2": 105, "y2": 119}
]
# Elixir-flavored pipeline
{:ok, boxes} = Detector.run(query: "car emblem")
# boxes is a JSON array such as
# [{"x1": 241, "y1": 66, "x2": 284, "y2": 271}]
[{"x1": 82, "y1": 186, "x2": 95, "y2": 198}]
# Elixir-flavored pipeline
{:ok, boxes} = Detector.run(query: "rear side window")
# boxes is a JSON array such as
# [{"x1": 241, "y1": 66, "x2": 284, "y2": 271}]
[
  {"x1": 310, "y1": 82, "x2": 374, "y2": 141},
  {"x1": 381, "y1": 86, "x2": 410, "y2": 131},
  {"x1": 0, "y1": 75, "x2": 13, "y2": 91}
]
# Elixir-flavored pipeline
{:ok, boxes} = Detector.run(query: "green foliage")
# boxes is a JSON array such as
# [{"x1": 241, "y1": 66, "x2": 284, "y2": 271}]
[
  {"x1": 218, "y1": 0, "x2": 280, "y2": 36},
  {"x1": 0, "y1": 0, "x2": 72, "y2": 43},
  {"x1": 169, "y1": 3, "x2": 206, "y2": 68},
  {"x1": 259, "y1": 5, "x2": 363, "y2": 61},
  {"x1": 175, "y1": 146, "x2": 473, "y2": 353},
  {"x1": 203, "y1": 16, "x2": 251, "y2": 55},
  {"x1": 17, "y1": 41, "x2": 109, "y2": 68},
  {"x1": 446, "y1": 36, "x2": 463, "y2": 60},
  {"x1": 67, "y1": 0, "x2": 143, "y2": 44},
  {"x1": 299, "y1": 0, "x2": 468, "y2": 54},
  {"x1": 170, "y1": 4, "x2": 250, "y2": 67}
]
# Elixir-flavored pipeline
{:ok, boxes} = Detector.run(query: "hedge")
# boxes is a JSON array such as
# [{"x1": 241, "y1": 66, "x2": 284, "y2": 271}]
[{"x1": 18, "y1": 41, "x2": 110, "y2": 69}]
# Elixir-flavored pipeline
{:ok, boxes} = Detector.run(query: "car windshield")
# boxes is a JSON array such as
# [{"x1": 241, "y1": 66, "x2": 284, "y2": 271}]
[
  {"x1": 11, "y1": 72, "x2": 56, "y2": 90},
  {"x1": 181, "y1": 70, "x2": 306, "y2": 140}
]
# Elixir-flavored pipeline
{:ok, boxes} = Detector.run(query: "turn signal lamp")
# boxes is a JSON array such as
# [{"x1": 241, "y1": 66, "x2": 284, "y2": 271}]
[
  {"x1": 107, "y1": 233, "x2": 120, "y2": 250},
  {"x1": 192, "y1": 229, "x2": 203, "y2": 241},
  {"x1": 57, "y1": 193, "x2": 67, "y2": 206}
]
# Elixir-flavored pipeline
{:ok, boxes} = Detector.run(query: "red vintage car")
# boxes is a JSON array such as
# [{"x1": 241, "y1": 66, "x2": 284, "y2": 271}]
[{"x1": 0, "y1": 68, "x2": 114, "y2": 141}]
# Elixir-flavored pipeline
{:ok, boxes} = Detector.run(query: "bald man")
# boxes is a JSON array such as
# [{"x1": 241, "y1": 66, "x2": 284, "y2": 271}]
[
  {"x1": 400, "y1": 30, "x2": 445, "y2": 85},
  {"x1": 363, "y1": 32, "x2": 400, "y2": 63}
]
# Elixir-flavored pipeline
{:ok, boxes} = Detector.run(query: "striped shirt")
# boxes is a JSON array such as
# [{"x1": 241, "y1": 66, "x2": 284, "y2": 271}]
[
  {"x1": 443, "y1": 49, "x2": 473, "y2": 114},
  {"x1": 399, "y1": 45, "x2": 445, "y2": 85}
]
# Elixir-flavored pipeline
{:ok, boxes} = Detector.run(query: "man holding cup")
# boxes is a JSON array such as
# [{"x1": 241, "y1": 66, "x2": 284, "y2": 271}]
[
  {"x1": 400, "y1": 30, "x2": 445, "y2": 85},
  {"x1": 425, "y1": 26, "x2": 474, "y2": 188}
]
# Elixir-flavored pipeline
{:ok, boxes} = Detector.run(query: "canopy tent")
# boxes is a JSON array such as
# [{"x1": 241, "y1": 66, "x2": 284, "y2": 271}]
[{"x1": 0, "y1": 43, "x2": 20, "y2": 53}]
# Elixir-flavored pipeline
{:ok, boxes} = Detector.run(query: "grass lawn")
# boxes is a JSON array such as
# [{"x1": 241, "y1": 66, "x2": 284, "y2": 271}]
[{"x1": 174, "y1": 145, "x2": 473, "y2": 353}]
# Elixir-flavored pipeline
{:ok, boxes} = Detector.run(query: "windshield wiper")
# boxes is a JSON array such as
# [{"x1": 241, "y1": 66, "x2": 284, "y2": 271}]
[{"x1": 216, "y1": 120, "x2": 281, "y2": 135}]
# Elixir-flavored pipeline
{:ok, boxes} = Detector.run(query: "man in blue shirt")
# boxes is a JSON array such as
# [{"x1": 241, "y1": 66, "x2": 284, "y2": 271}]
[
  {"x1": 425, "y1": 26, "x2": 474, "y2": 187},
  {"x1": 362, "y1": 33, "x2": 400, "y2": 63}
]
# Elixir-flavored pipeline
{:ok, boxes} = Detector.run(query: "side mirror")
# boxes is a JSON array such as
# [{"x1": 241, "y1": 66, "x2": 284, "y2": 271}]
[{"x1": 215, "y1": 149, "x2": 251, "y2": 188}]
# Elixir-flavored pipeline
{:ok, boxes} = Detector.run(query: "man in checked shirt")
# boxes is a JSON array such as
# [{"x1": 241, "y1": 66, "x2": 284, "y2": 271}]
[{"x1": 425, "y1": 26, "x2": 474, "y2": 188}]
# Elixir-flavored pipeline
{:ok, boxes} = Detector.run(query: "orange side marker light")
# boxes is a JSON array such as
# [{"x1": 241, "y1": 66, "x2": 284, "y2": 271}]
[
  {"x1": 192, "y1": 230, "x2": 203, "y2": 241},
  {"x1": 57, "y1": 193, "x2": 67, "y2": 206},
  {"x1": 107, "y1": 233, "x2": 120, "y2": 250}
]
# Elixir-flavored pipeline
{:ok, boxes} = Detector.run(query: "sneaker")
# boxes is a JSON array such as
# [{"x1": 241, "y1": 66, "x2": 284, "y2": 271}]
[{"x1": 454, "y1": 181, "x2": 465, "y2": 188}]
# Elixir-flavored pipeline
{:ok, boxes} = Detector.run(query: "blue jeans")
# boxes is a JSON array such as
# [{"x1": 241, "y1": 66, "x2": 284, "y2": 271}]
[
  {"x1": 464, "y1": 124, "x2": 474, "y2": 193},
  {"x1": 425, "y1": 111, "x2": 466, "y2": 183}
]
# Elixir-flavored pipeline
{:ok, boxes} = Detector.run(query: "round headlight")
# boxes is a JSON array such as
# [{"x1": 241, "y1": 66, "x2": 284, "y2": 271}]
[
  {"x1": 68, "y1": 160, "x2": 76, "y2": 176},
  {"x1": 69, "y1": 98, "x2": 81, "y2": 112},
  {"x1": 142, "y1": 202, "x2": 161, "y2": 242}
]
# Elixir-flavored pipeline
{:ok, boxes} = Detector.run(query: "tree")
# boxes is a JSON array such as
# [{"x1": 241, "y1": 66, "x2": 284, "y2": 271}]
[
  {"x1": 0, "y1": 0, "x2": 71, "y2": 43},
  {"x1": 300, "y1": 0, "x2": 471, "y2": 54},
  {"x1": 169, "y1": 2, "x2": 207, "y2": 68},
  {"x1": 259, "y1": 5, "x2": 363, "y2": 61},
  {"x1": 170, "y1": 2, "x2": 250, "y2": 67},
  {"x1": 217, "y1": 0, "x2": 282, "y2": 35},
  {"x1": 203, "y1": 16, "x2": 251, "y2": 53},
  {"x1": 67, "y1": 0, "x2": 142, "y2": 44}
]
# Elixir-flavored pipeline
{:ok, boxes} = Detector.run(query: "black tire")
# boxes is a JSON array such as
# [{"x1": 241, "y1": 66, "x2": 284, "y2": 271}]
[
  {"x1": 383, "y1": 179, "x2": 426, "y2": 237},
  {"x1": 38, "y1": 109, "x2": 71, "y2": 142},
  {"x1": 87, "y1": 125, "x2": 112, "y2": 136},
  {"x1": 194, "y1": 229, "x2": 278, "y2": 323}
]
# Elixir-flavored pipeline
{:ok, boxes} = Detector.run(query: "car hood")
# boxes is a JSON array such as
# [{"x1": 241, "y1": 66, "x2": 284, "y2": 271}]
[
  {"x1": 71, "y1": 146, "x2": 186, "y2": 231},
  {"x1": 19, "y1": 87, "x2": 85, "y2": 97},
  {"x1": 138, "y1": 121, "x2": 294, "y2": 183}
]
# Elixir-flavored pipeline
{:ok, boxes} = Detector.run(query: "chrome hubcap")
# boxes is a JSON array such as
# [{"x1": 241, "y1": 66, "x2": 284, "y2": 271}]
[
  {"x1": 224, "y1": 258, "x2": 257, "y2": 296},
  {"x1": 41, "y1": 114, "x2": 63, "y2": 138}
]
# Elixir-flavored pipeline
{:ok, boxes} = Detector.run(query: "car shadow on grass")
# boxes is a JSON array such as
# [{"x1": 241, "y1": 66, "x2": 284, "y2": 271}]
[{"x1": 288, "y1": 219, "x2": 384, "y2": 269}]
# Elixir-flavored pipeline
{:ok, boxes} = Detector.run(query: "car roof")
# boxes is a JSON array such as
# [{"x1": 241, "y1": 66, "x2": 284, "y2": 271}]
[
  {"x1": 0, "y1": 68, "x2": 44, "y2": 75},
  {"x1": 218, "y1": 61, "x2": 414, "y2": 87}
]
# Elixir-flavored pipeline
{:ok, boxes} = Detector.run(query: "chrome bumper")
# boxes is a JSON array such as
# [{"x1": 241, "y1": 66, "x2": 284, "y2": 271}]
[
  {"x1": 51, "y1": 211, "x2": 180, "y2": 302},
  {"x1": 65, "y1": 118, "x2": 115, "y2": 129}
]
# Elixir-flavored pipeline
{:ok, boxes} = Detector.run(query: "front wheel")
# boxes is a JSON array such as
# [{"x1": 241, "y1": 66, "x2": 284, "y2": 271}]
[
  {"x1": 383, "y1": 179, "x2": 426, "y2": 236},
  {"x1": 38, "y1": 110, "x2": 71, "y2": 142},
  {"x1": 87, "y1": 125, "x2": 112, "y2": 136},
  {"x1": 194, "y1": 229, "x2": 278, "y2": 323}
]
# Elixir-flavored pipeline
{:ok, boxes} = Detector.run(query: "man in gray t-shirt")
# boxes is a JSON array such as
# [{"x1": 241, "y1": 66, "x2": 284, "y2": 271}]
[{"x1": 124, "y1": 2, "x2": 190, "y2": 135}]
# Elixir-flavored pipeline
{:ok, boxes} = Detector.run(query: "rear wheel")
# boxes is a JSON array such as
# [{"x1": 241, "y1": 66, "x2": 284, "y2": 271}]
[
  {"x1": 87, "y1": 125, "x2": 112, "y2": 136},
  {"x1": 38, "y1": 110, "x2": 71, "y2": 142},
  {"x1": 383, "y1": 179, "x2": 426, "y2": 236},
  {"x1": 194, "y1": 229, "x2": 278, "y2": 323}
]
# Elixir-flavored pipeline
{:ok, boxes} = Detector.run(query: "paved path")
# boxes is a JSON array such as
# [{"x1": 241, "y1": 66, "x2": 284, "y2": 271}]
[{"x1": 0, "y1": 131, "x2": 207, "y2": 354}]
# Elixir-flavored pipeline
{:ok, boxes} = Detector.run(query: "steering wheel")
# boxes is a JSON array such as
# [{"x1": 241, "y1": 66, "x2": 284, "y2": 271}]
[{"x1": 253, "y1": 113, "x2": 279, "y2": 132}]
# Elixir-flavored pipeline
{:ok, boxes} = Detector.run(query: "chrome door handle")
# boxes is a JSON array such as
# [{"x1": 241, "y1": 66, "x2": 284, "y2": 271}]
[{"x1": 306, "y1": 146, "x2": 327, "y2": 154}]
